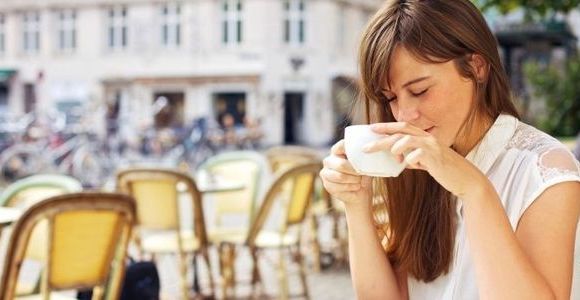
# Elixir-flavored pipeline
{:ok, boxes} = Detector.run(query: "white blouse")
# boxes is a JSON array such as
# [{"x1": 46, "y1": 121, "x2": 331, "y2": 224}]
[{"x1": 407, "y1": 114, "x2": 580, "y2": 299}]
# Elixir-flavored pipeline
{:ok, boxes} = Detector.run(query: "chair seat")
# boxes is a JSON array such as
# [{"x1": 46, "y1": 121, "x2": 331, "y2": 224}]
[
  {"x1": 17, "y1": 292, "x2": 76, "y2": 300},
  {"x1": 15, "y1": 281, "x2": 37, "y2": 296},
  {"x1": 209, "y1": 229, "x2": 299, "y2": 248},
  {"x1": 208, "y1": 227, "x2": 248, "y2": 244},
  {"x1": 141, "y1": 230, "x2": 201, "y2": 253}
]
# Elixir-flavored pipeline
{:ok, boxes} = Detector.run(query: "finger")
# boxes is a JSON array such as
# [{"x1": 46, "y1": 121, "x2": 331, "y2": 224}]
[
  {"x1": 370, "y1": 122, "x2": 429, "y2": 136},
  {"x1": 330, "y1": 140, "x2": 346, "y2": 156},
  {"x1": 391, "y1": 135, "x2": 424, "y2": 156},
  {"x1": 404, "y1": 148, "x2": 426, "y2": 170},
  {"x1": 362, "y1": 133, "x2": 404, "y2": 153},
  {"x1": 322, "y1": 180, "x2": 362, "y2": 193},
  {"x1": 323, "y1": 155, "x2": 359, "y2": 176},
  {"x1": 320, "y1": 168, "x2": 362, "y2": 184}
]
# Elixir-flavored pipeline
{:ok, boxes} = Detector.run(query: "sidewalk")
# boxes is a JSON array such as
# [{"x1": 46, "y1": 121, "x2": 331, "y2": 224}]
[{"x1": 158, "y1": 249, "x2": 355, "y2": 299}]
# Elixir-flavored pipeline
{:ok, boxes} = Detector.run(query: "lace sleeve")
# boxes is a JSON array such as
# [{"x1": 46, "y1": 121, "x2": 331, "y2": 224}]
[
  {"x1": 537, "y1": 146, "x2": 580, "y2": 183},
  {"x1": 519, "y1": 145, "x2": 580, "y2": 215}
]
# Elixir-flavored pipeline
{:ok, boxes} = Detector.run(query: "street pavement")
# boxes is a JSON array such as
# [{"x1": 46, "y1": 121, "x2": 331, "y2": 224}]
[{"x1": 158, "y1": 247, "x2": 355, "y2": 300}]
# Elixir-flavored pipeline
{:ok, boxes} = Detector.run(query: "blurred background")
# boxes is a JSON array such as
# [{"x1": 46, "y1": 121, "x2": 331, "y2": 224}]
[
  {"x1": 0, "y1": 0, "x2": 577, "y2": 299},
  {"x1": 0, "y1": 0, "x2": 577, "y2": 186}
]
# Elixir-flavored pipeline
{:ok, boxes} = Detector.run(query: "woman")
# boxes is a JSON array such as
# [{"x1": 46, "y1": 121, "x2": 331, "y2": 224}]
[{"x1": 319, "y1": 0, "x2": 580, "y2": 299}]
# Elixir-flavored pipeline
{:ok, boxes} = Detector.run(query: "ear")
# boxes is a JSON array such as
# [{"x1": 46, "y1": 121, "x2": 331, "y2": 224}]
[{"x1": 469, "y1": 54, "x2": 489, "y2": 83}]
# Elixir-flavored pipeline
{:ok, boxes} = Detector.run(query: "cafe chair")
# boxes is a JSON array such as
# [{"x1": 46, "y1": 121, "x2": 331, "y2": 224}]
[
  {"x1": 0, "y1": 174, "x2": 83, "y2": 295},
  {"x1": 211, "y1": 162, "x2": 322, "y2": 300},
  {"x1": 0, "y1": 192, "x2": 136, "y2": 300},
  {"x1": 116, "y1": 168, "x2": 215, "y2": 299}
]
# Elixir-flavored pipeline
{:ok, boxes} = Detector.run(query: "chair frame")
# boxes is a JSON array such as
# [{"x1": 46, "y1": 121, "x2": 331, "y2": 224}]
[
  {"x1": 0, "y1": 192, "x2": 136, "y2": 300},
  {"x1": 0, "y1": 174, "x2": 83, "y2": 207},
  {"x1": 116, "y1": 168, "x2": 214, "y2": 299},
  {"x1": 264, "y1": 146, "x2": 333, "y2": 271},
  {"x1": 264, "y1": 146, "x2": 322, "y2": 173},
  {"x1": 218, "y1": 162, "x2": 322, "y2": 300}
]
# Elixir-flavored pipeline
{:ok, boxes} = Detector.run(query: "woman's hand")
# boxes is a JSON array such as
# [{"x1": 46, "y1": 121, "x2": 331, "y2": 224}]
[
  {"x1": 363, "y1": 122, "x2": 489, "y2": 198},
  {"x1": 320, "y1": 140, "x2": 373, "y2": 208}
]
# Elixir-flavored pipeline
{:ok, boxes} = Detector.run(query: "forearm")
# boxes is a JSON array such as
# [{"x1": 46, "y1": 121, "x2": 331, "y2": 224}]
[
  {"x1": 344, "y1": 202, "x2": 405, "y2": 300},
  {"x1": 462, "y1": 184, "x2": 555, "y2": 300}
]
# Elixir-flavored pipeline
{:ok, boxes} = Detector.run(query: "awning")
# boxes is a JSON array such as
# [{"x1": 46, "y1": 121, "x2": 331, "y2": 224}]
[
  {"x1": 496, "y1": 21, "x2": 577, "y2": 48},
  {"x1": 0, "y1": 69, "x2": 16, "y2": 82}
]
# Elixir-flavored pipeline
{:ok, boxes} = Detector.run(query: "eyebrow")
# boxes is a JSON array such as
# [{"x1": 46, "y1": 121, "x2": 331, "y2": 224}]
[{"x1": 382, "y1": 76, "x2": 431, "y2": 92}]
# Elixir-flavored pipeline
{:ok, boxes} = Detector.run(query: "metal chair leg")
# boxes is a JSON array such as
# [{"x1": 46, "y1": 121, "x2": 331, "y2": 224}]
[
  {"x1": 218, "y1": 243, "x2": 236, "y2": 299},
  {"x1": 178, "y1": 251, "x2": 190, "y2": 300},
  {"x1": 296, "y1": 244, "x2": 310, "y2": 299},
  {"x1": 310, "y1": 214, "x2": 321, "y2": 273},
  {"x1": 249, "y1": 247, "x2": 262, "y2": 299},
  {"x1": 201, "y1": 247, "x2": 215, "y2": 298},
  {"x1": 278, "y1": 248, "x2": 289, "y2": 300}
]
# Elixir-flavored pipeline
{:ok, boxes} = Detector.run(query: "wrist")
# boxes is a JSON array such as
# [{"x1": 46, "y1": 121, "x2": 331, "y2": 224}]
[
  {"x1": 343, "y1": 198, "x2": 373, "y2": 216},
  {"x1": 460, "y1": 176, "x2": 495, "y2": 203}
]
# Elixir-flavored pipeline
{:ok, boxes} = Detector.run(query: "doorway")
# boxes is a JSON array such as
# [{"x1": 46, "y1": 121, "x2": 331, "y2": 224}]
[
  {"x1": 24, "y1": 83, "x2": 36, "y2": 113},
  {"x1": 283, "y1": 92, "x2": 304, "y2": 144}
]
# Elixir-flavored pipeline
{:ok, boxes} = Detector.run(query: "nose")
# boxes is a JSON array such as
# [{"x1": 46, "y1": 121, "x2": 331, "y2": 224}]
[{"x1": 395, "y1": 98, "x2": 420, "y2": 122}]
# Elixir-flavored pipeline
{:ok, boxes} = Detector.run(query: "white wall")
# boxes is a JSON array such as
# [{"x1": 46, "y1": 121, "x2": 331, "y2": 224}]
[{"x1": 0, "y1": 0, "x2": 380, "y2": 145}]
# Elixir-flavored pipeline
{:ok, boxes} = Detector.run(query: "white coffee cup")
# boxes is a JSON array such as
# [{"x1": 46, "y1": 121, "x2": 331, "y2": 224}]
[{"x1": 344, "y1": 124, "x2": 406, "y2": 177}]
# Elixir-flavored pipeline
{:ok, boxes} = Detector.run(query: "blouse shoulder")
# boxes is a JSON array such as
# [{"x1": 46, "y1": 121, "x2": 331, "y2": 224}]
[{"x1": 506, "y1": 122, "x2": 580, "y2": 184}]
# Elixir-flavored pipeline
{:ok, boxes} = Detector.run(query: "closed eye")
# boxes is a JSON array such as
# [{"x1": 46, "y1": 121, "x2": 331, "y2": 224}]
[{"x1": 411, "y1": 88, "x2": 428, "y2": 97}]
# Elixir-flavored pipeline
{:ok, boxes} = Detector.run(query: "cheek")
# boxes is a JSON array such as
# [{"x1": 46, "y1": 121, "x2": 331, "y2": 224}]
[
  {"x1": 416, "y1": 93, "x2": 443, "y2": 121},
  {"x1": 434, "y1": 84, "x2": 472, "y2": 120}
]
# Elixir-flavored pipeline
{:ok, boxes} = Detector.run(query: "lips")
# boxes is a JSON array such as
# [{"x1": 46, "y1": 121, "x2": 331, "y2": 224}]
[{"x1": 425, "y1": 126, "x2": 435, "y2": 134}]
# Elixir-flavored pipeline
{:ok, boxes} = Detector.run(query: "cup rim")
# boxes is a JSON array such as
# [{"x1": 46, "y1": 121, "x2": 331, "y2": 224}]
[{"x1": 345, "y1": 124, "x2": 371, "y2": 129}]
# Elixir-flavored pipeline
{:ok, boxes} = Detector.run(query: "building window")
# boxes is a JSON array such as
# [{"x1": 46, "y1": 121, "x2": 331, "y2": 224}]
[
  {"x1": 23, "y1": 11, "x2": 41, "y2": 54},
  {"x1": 161, "y1": 3, "x2": 181, "y2": 47},
  {"x1": 57, "y1": 9, "x2": 76, "y2": 53},
  {"x1": 284, "y1": 0, "x2": 305, "y2": 45},
  {"x1": 0, "y1": 14, "x2": 5, "y2": 54},
  {"x1": 107, "y1": 6, "x2": 128, "y2": 51},
  {"x1": 222, "y1": 0, "x2": 242, "y2": 45}
]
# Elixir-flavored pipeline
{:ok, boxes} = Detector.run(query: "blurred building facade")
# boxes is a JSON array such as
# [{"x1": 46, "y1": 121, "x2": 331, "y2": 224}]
[
  {"x1": 485, "y1": 9, "x2": 579, "y2": 124},
  {"x1": 0, "y1": 0, "x2": 378, "y2": 146}
]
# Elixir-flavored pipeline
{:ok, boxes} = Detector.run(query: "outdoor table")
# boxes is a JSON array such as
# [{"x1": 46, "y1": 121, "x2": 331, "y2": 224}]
[
  {"x1": 0, "y1": 207, "x2": 20, "y2": 227},
  {"x1": 197, "y1": 180, "x2": 245, "y2": 194},
  {"x1": 0, "y1": 207, "x2": 21, "y2": 240},
  {"x1": 195, "y1": 170, "x2": 246, "y2": 194}
]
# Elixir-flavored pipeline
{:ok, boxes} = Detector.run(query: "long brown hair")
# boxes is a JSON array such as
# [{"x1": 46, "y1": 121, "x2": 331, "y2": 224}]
[{"x1": 358, "y1": 0, "x2": 519, "y2": 282}]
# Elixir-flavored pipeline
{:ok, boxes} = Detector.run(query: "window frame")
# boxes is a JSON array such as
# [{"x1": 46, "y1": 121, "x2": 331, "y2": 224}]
[
  {"x1": 56, "y1": 9, "x2": 77, "y2": 53},
  {"x1": 107, "y1": 6, "x2": 128, "y2": 51},
  {"x1": 22, "y1": 11, "x2": 41, "y2": 54},
  {"x1": 222, "y1": 0, "x2": 243, "y2": 46},
  {"x1": 283, "y1": 0, "x2": 305, "y2": 46},
  {"x1": 161, "y1": 2, "x2": 181, "y2": 48}
]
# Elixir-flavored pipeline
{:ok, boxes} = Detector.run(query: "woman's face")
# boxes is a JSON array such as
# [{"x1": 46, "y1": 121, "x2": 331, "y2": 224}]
[{"x1": 381, "y1": 46, "x2": 477, "y2": 148}]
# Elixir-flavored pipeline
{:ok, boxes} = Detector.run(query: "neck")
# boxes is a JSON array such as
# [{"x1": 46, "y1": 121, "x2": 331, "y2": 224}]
[{"x1": 453, "y1": 113, "x2": 494, "y2": 157}]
